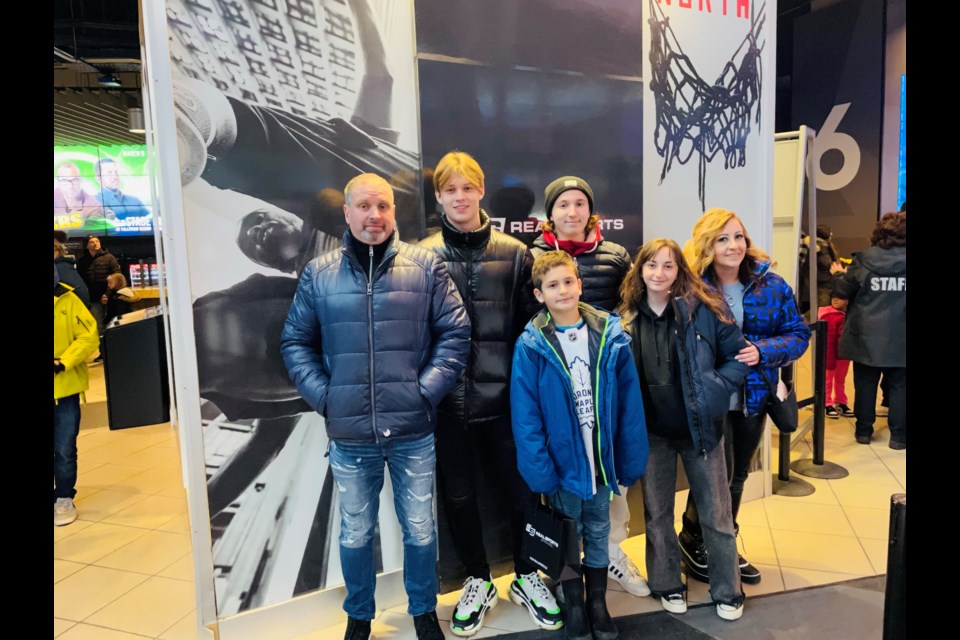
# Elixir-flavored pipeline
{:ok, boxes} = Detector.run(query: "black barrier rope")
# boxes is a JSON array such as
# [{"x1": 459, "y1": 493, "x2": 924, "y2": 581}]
[{"x1": 647, "y1": 0, "x2": 767, "y2": 210}]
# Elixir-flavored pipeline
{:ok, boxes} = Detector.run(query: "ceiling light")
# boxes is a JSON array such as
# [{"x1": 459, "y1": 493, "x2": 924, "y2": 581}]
[
  {"x1": 98, "y1": 73, "x2": 122, "y2": 88},
  {"x1": 128, "y1": 107, "x2": 146, "y2": 134}
]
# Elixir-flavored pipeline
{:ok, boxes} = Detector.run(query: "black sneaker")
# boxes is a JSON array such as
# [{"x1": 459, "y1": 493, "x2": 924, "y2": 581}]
[
  {"x1": 344, "y1": 617, "x2": 371, "y2": 640},
  {"x1": 837, "y1": 403, "x2": 855, "y2": 418},
  {"x1": 678, "y1": 529, "x2": 709, "y2": 583},
  {"x1": 413, "y1": 610, "x2": 444, "y2": 640},
  {"x1": 738, "y1": 555, "x2": 762, "y2": 585},
  {"x1": 825, "y1": 405, "x2": 839, "y2": 419}
]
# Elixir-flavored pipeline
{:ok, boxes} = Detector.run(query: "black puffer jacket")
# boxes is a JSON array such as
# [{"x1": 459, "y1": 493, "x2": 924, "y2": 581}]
[
  {"x1": 835, "y1": 246, "x2": 906, "y2": 367},
  {"x1": 530, "y1": 235, "x2": 631, "y2": 312},
  {"x1": 623, "y1": 297, "x2": 749, "y2": 455},
  {"x1": 55, "y1": 256, "x2": 90, "y2": 308},
  {"x1": 419, "y1": 210, "x2": 534, "y2": 424},
  {"x1": 77, "y1": 249, "x2": 120, "y2": 301},
  {"x1": 280, "y1": 230, "x2": 471, "y2": 443}
]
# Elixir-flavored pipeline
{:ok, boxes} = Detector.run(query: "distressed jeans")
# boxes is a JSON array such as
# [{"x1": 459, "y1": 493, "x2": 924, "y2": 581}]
[
  {"x1": 329, "y1": 433, "x2": 438, "y2": 620},
  {"x1": 642, "y1": 432, "x2": 743, "y2": 605}
]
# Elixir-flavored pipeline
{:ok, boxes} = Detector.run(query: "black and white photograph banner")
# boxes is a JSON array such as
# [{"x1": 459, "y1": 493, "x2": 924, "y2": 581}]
[
  {"x1": 164, "y1": 0, "x2": 419, "y2": 617},
  {"x1": 642, "y1": 0, "x2": 776, "y2": 244}
]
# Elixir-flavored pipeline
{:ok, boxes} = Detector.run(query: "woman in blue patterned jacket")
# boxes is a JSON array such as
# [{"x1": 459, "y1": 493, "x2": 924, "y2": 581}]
[{"x1": 679, "y1": 208, "x2": 811, "y2": 586}]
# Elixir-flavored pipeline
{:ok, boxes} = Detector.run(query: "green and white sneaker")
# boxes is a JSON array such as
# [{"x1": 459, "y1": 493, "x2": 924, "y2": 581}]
[
  {"x1": 450, "y1": 576, "x2": 499, "y2": 637},
  {"x1": 509, "y1": 572, "x2": 563, "y2": 630}
]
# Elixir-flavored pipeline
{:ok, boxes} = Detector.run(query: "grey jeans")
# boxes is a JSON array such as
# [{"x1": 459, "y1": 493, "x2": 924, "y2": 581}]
[{"x1": 641, "y1": 432, "x2": 744, "y2": 605}]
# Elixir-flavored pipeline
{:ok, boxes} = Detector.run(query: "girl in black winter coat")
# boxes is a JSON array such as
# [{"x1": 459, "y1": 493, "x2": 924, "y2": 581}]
[{"x1": 618, "y1": 238, "x2": 749, "y2": 621}]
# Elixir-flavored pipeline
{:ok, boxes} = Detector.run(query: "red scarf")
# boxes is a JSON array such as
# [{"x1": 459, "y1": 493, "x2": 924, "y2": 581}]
[{"x1": 540, "y1": 226, "x2": 603, "y2": 256}]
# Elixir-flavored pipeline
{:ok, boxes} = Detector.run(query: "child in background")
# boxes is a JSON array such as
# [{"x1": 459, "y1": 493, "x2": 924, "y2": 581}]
[
  {"x1": 511, "y1": 251, "x2": 648, "y2": 640},
  {"x1": 819, "y1": 291, "x2": 853, "y2": 418},
  {"x1": 101, "y1": 273, "x2": 141, "y2": 326}
]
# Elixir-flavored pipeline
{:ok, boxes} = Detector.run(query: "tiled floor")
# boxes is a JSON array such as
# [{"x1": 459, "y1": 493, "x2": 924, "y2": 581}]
[{"x1": 55, "y1": 361, "x2": 905, "y2": 639}]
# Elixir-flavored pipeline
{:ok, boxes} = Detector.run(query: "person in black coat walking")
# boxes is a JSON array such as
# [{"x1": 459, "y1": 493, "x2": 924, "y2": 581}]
[{"x1": 832, "y1": 212, "x2": 906, "y2": 449}]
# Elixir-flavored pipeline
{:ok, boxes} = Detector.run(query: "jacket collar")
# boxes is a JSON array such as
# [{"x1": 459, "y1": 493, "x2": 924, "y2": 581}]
[
  {"x1": 540, "y1": 226, "x2": 602, "y2": 257},
  {"x1": 439, "y1": 210, "x2": 492, "y2": 249},
  {"x1": 341, "y1": 228, "x2": 399, "y2": 262}
]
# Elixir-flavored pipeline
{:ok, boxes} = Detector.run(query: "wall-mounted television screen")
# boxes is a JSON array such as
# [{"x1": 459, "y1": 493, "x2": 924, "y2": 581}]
[{"x1": 54, "y1": 145, "x2": 153, "y2": 237}]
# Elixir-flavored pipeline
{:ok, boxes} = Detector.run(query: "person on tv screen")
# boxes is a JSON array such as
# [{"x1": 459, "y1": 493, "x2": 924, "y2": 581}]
[
  {"x1": 54, "y1": 162, "x2": 104, "y2": 230},
  {"x1": 95, "y1": 157, "x2": 150, "y2": 224}
]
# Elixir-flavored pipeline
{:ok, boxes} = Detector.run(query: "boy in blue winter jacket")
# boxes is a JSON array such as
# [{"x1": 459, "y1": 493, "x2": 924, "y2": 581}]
[{"x1": 511, "y1": 251, "x2": 648, "y2": 640}]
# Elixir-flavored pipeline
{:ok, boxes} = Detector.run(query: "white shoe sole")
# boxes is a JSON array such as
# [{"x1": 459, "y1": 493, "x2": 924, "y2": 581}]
[
  {"x1": 661, "y1": 597, "x2": 687, "y2": 614},
  {"x1": 54, "y1": 512, "x2": 77, "y2": 526},
  {"x1": 450, "y1": 590, "x2": 499, "y2": 637},
  {"x1": 717, "y1": 604, "x2": 743, "y2": 621},
  {"x1": 509, "y1": 588, "x2": 563, "y2": 630}
]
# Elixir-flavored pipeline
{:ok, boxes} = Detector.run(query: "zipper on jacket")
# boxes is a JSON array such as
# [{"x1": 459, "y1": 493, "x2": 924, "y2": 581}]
[
  {"x1": 367, "y1": 244, "x2": 379, "y2": 443},
  {"x1": 537, "y1": 325, "x2": 587, "y2": 485},
  {"x1": 674, "y1": 302, "x2": 707, "y2": 457},
  {"x1": 593, "y1": 316, "x2": 611, "y2": 490}
]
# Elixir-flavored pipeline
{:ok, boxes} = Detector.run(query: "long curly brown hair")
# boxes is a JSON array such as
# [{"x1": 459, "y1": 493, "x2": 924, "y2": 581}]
[{"x1": 618, "y1": 238, "x2": 733, "y2": 323}]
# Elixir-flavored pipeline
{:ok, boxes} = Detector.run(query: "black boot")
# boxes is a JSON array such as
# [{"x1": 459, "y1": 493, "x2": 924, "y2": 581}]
[
  {"x1": 733, "y1": 525, "x2": 762, "y2": 585},
  {"x1": 560, "y1": 571, "x2": 591, "y2": 640},
  {"x1": 584, "y1": 566, "x2": 619, "y2": 640},
  {"x1": 343, "y1": 617, "x2": 371, "y2": 640},
  {"x1": 678, "y1": 527, "x2": 709, "y2": 583}
]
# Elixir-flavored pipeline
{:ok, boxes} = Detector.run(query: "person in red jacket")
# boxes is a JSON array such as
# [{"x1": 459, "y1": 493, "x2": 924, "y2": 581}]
[{"x1": 818, "y1": 291, "x2": 853, "y2": 418}]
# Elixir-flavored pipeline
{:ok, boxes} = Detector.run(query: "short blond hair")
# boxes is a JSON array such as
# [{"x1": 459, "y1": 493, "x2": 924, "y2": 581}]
[
  {"x1": 343, "y1": 173, "x2": 393, "y2": 205},
  {"x1": 433, "y1": 151, "x2": 484, "y2": 193}
]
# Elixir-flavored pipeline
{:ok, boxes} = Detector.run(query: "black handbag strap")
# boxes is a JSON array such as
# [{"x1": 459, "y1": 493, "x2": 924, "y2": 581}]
[{"x1": 757, "y1": 366, "x2": 780, "y2": 395}]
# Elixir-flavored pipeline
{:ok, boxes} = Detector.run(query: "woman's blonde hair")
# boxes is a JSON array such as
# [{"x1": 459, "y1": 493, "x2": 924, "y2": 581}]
[
  {"x1": 618, "y1": 238, "x2": 732, "y2": 323},
  {"x1": 683, "y1": 208, "x2": 771, "y2": 283}
]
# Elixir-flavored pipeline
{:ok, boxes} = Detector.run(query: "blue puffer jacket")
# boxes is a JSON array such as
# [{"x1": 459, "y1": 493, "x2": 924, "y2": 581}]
[
  {"x1": 511, "y1": 304, "x2": 648, "y2": 500},
  {"x1": 704, "y1": 261, "x2": 811, "y2": 415},
  {"x1": 623, "y1": 297, "x2": 750, "y2": 455},
  {"x1": 280, "y1": 231, "x2": 471, "y2": 443}
]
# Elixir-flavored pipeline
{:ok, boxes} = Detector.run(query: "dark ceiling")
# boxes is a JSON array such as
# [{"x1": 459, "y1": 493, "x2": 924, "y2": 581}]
[{"x1": 52, "y1": 0, "x2": 813, "y2": 144}]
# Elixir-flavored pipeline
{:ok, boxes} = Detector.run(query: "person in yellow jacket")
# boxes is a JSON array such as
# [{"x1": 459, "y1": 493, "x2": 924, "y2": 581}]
[{"x1": 54, "y1": 265, "x2": 99, "y2": 526}]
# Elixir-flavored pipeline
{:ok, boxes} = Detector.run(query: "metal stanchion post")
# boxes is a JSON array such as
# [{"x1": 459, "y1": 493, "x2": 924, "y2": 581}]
[
  {"x1": 883, "y1": 494, "x2": 906, "y2": 640},
  {"x1": 791, "y1": 320, "x2": 848, "y2": 479},
  {"x1": 772, "y1": 363, "x2": 815, "y2": 496}
]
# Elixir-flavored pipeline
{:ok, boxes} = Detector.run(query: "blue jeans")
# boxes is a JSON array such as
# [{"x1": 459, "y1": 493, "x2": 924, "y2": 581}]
[
  {"x1": 54, "y1": 394, "x2": 81, "y2": 500},
  {"x1": 329, "y1": 433, "x2": 438, "y2": 620},
  {"x1": 549, "y1": 487, "x2": 611, "y2": 570},
  {"x1": 642, "y1": 432, "x2": 743, "y2": 606}
]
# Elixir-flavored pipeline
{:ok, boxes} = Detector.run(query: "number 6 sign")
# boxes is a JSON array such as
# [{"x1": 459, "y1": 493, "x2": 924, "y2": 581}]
[{"x1": 809, "y1": 102, "x2": 861, "y2": 191}]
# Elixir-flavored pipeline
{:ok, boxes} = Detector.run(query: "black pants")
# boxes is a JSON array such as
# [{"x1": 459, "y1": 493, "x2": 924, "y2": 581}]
[
  {"x1": 435, "y1": 414, "x2": 537, "y2": 579},
  {"x1": 683, "y1": 411, "x2": 766, "y2": 534},
  {"x1": 853, "y1": 363, "x2": 907, "y2": 444}
]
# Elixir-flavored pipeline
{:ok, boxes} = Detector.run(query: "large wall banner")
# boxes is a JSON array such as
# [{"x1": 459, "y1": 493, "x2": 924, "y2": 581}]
[
  {"x1": 417, "y1": 0, "x2": 645, "y2": 255},
  {"x1": 163, "y1": 0, "x2": 420, "y2": 618},
  {"x1": 792, "y1": 0, "x2": 884, "y2": 256},
  {"x1": 642, "y1": 0, "x2": 777, "y2": 248}
]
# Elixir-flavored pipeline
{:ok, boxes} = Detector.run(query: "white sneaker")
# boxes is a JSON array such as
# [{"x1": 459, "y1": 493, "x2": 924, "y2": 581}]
[
  {"x1": 450, "y1": 576, "x2": 498, "y2": 637},
  {"x1": 607, "y1": 549, "x2": 651, "y2": 596},
  {"x1": 509, "y1": 572, "x2": 563, "y2": 630},
  {"x1": 661, "y1": 592, "x2": 687, "y2": 614},
  {"x1": 717, "y1": 601, "x2": 744, "y2": 621},
  {"x1": 54, "y1": 498, "x2": 77, "y2": 526}
]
